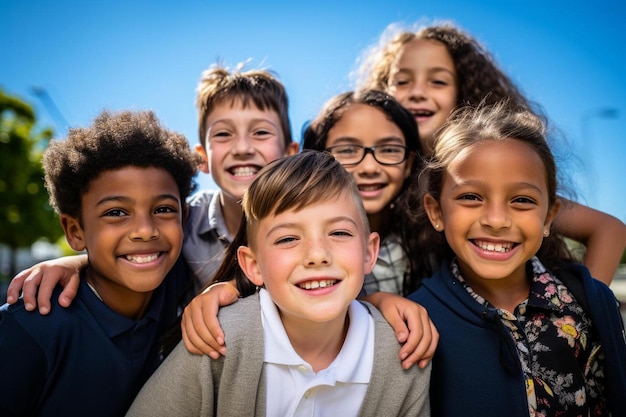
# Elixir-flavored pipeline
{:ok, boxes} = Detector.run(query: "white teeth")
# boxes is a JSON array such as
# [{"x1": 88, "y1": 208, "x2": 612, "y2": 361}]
[
  {"x1": 231, "y1": 166, "x2": 258, "y2": 177},
  {"x1": 125, "y1": 253, "x2": 159, "y2": 264},
  {"x1": 475, "y1": 241, "x2": 512, "y2": 253},
  {"x1": 298, "y1": 279, "x2": 337, "y2": 290},
  {"x1": 359, "y1": 184, "x2": 383, "y2": 191}
]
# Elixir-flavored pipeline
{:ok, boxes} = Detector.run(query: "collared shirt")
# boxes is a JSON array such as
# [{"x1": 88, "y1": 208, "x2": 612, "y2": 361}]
[
  {"x1": 259, "y1": 289, "x2": 375, "y2": 417},
  {"x1": 361, "y1": 234, "x2": 408, "y2": 296},
  {"x1": 183, "y1": 189, "x2": 232, "y2": 292},
  {"x1": 451, "y1": 257, "x2": 607, "y2": 416}
]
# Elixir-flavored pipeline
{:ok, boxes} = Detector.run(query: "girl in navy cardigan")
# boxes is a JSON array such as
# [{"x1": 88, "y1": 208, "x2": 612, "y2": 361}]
[{"x1": 408, "y1": 100, "x2": 626, "y2": 416}]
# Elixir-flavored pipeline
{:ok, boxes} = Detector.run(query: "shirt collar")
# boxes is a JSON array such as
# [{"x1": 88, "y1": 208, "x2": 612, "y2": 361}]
[
  {"x1": 206, "y1": 190, "x2": 229, "y2": 239},
  {"x1": 526, "y1": 257, "x2": 566, "y2": 312},
  {"x1": 260, "y1": 289, "x2": 373, "y2": 383},
  {"x1": 450, "y1": 256, "x2": 563, "y2": 312},
  {"x1": 80, "y1": 271, "x2": 165, "y2": 339}
]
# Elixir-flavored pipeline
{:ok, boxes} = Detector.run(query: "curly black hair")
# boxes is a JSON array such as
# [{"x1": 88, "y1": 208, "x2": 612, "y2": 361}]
[{"x1": 43, "y1": 110, "x2": 201, "y2": 218}]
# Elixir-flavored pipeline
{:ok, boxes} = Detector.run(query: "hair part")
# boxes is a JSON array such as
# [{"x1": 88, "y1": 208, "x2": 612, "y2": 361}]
[
  {"x1": 43, "y1": 110, "x2": 201, "y2": 219},
  {"x1": 196, "y1": 64, "x2": 292, "y2": 147}
]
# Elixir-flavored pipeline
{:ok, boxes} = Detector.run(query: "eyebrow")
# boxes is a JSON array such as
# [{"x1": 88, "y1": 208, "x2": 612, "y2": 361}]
[
  {"x1": 96, "y1": 193, "x2": 180, "y2": 207},
  {"x1": 395, "y1": 66, "x2": 456, "y2": 78},
  {"x1": 265, "y1": 215, "x2": 359, "y2": 237},
  {"x1": 328, "y1": 136, "x2": 406, "y2": 145},
  {"x1": 207, "y1": 117, "x2": 280, "y2": 128},
  {"x1": 451, "y1": 180, "x2": 543, "y2": 194}
]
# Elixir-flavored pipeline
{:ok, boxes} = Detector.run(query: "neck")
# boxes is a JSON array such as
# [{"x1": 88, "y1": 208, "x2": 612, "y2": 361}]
[
  {"x1": 465, "y1": 274, "x2": 530, "y2": 313},
  {"x1": 85, "y1": 268, "x2": 152, "y2": 320}
]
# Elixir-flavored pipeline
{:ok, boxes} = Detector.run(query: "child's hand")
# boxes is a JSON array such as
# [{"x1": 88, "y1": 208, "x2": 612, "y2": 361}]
[
  {"x1": 181, "y1": 281, "x2": 240, "y2": 359},
  {"x1": 361, "y1": 291, "x2": 439, "y2": 370},
  {"x1": 5, "y1": 254, "x2": 86, "y2": 315}
]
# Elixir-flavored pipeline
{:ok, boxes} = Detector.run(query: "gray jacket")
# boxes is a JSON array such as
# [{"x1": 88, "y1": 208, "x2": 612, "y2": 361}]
[{"x1": 126, "y1": 293, "x2": 431, "y2": 416}]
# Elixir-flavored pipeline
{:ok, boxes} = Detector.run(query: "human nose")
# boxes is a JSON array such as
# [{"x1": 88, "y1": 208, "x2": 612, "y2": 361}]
[
  {"x1": 408, "y1": 80, "x2": 427, "y2": 101},
  {"x1": 356, "y1": 149, "x2": 381, "y2": 174},
  {"x1": 304, "y1": 236, "x2": 331, "y2": 267},
  {"x1": 129, "y1": 214, "x2": 159, "y2": 241},
  {"x1": 480, "y1": 201, "x2": 512, "y2": 230},
  {"x1": 231, "y1": 133, "x2": 254, "y2": 155}
]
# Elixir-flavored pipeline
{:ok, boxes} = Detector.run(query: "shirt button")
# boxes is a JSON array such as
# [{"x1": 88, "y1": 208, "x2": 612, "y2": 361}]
[
  {"x1": 298, "y1": 365, "x2": 308, "y2": 373},
  {"x1": 304, "y1": 390, "x2": 312, "y2": 399}
]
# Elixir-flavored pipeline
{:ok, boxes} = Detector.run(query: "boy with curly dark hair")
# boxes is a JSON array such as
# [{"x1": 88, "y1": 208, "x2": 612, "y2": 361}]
[{"x1": 0, "y1": 110, "x2": 200, "y2": 416}]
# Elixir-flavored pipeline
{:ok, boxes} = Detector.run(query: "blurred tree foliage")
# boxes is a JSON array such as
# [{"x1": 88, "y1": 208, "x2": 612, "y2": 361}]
[{"x1": 0, "y1": 88, "x2": 63, "y2": 277}]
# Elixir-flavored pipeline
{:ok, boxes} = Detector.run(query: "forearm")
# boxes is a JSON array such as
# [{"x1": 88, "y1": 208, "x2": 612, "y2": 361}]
[
  {"x1": 554, "y1": 199, "x2": 626, "y2": 285},
  {"x1": 580, "y1": 222, "x2": 626, "y2": 285}
]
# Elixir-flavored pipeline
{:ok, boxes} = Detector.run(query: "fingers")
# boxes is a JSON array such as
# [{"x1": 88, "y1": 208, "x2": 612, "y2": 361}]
[
  {"x1": 398, "y1": 312, "x2": 423, "y2": 369},
  {"x1": 181, "y1": 298, "x2": 223, "y2": 357},
  {"x1": 9, "y1": 268, "x2": 44, "y2": 310},
  {"x1": 387, "y1": 314, "x2": 410, "y2": 346},
  {"x1": 6, "y1": 256, "x2": 85, "y2": 313},
  {"x1": 180, "y1": 283, "x2": 240, "y2": 358},
  {"x1": 6, "y1": 269, "x2": 29, "y2": 304},
  {"x1": 36, "y1": 272, "x2": 58, "y2": 315},
  {"x1": 57, "y1": 272, "x2": 80, "y2": 308},
  {"x1": 181, "y1": 315, "x2": 208, "y2": 356},
  {"x1": 417, "y1": 321, "x2": 439, "y2": 369},
  {"x1": 401, "y1": 313, "x2": 439, "y2": 370}
]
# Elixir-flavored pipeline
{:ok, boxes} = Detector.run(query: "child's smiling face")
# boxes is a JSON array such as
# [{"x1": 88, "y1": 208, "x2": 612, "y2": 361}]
[
  {"x1": 237, "y1": 191, "x2": 379, "y2": 329},
  {"x1": 325, "y1": 103, "x2": 413, "y2": 221},
  {"x1": 197, "y1": 98, "x2": 298, "y2": 203},
  {"x1": 61, "y1": 166, "x2": 184, "y2": 318},
  {"x1": 387, "y1": 38, "x2": 458, "y2": 156},
  {"x1": 424, "y1": 139, "x2": 559, "y2": 288}
]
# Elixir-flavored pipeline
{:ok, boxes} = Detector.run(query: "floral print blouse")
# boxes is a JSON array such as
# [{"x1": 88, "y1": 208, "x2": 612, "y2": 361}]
[{"x1": 451, "y1": 257, "x2": 608, "y2": 416}]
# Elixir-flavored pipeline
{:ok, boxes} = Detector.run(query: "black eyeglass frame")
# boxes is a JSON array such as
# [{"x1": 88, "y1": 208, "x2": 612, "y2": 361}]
[{"x1": 326, "y1": 144, "x2": 410, "y2": 167}]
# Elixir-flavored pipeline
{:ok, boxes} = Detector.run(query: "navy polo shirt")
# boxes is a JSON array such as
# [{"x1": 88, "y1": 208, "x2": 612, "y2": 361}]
[{"x1": 0, "y1": 256, "x2": 190, "y2": 417}]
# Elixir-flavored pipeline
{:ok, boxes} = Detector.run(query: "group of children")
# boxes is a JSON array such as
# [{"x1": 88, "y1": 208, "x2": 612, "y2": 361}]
[{"x1": 2, "y1": 20, "x2": 625, "y2": 416}]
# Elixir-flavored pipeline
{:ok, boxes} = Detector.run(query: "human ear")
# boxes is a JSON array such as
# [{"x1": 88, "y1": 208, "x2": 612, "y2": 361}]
[
  {"x1": 423, "y1": 193, "x2": 444, "y2": 232},
  {"x1": 194, "y1": 144, "x2": 210, "y2": 174},
  {"x1": 364, "y1": 232, "x2": 380, "y2": 274},
  {"x1": 60, "y1": 214, "x2": 86, "y2": 252},
  {"x1": 237, "y1": 246, "x2": 264, "y2": 287},
  {"x1": 284, "y1": 141, "x2": 300, "y2": 156},
  {"x1": 543, "y1": 198, "x2": 562, "y2": 237}
]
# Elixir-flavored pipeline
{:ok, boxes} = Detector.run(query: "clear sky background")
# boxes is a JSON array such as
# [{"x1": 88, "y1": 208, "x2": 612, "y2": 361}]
[{"x1": 2, "y1": 0, "x2": 625, "y2": 222}]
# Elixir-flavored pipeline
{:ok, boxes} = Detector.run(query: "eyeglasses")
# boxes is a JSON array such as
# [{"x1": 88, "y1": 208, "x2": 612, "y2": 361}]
[{"x1": 326, "y1": 144, "x2": 409, "y2": 166}]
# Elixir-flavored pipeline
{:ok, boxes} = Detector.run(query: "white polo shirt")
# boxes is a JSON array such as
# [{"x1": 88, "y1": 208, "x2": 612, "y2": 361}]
[{"x1": 259, "y1": 289, "x2": 375, "y2": 417}]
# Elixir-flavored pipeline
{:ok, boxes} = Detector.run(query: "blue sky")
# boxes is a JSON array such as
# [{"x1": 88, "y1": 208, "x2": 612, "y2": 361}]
[{"x1": 1, "y1": 0, "x2": 625, "y2": 221}]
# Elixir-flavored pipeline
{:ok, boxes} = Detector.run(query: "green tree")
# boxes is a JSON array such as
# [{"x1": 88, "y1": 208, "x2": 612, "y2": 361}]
[{"x1": 0, "y1": 88, "x2": 62, "y2": 278}]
